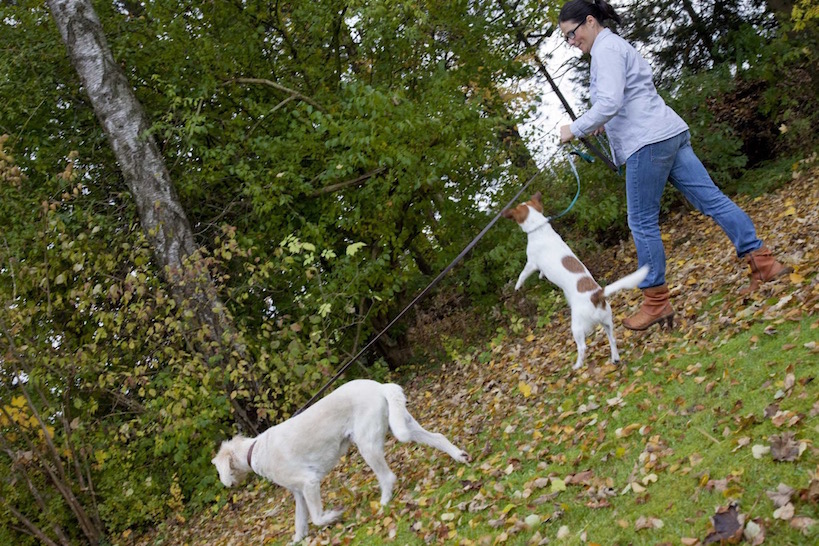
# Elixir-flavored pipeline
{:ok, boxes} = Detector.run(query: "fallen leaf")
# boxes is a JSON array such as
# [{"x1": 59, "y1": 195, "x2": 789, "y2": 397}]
[
  {"x1": 743, "y1": 518, "x2": 765, "y2": 546},
  {"x1": 765, "y1": 483, "x2": 794, "y2": 508},
  {"x1": 752, "y1": 445, "x2": 770, "y2": 459},
  {"x1": 550, "y1": 477, "x2": 567, "y2": 493},
  {"x1": 731, "y1": 437, "x2": 750, "y2": 452},
  {"x1": 634, "y1": 516, "x2": 663, "y2": 530},
  {"x1": 789, "y1": 516, "x2": 816, "y2": 534},
  {"x1": 564, "y1": 470, "x2": 594, "y2": 485},
  {"x1": 704, "y1": 504, "x2": 744, "y2": 544},
  {"x1": 770, "y1": 432, "x2": 801, "y2": 462},
  {"x1": 556, "y1": 525, "x2": 570, "y2": 539},
  {"x1": 773, "y1": 503, "x2": 794, "y2": 520},
  {"x1": 788, "y1": 272, "x2": 804, "y2": 283}
]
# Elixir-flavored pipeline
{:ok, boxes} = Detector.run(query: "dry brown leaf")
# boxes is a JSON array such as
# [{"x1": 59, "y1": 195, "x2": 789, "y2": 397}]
[
  {"x1": 765, "y1": 483, "x2": 794, "y2": 507},
  {"x1": 773, "y1": 502, "x2": 795, "y2": 520},
  {"x1": 743, "y1": 518, "x2": 765, "y2": 545},
  {"x1": 789, "y1": 516, "x2": 816, "y2": 534},
  {"x1": 770, "y1": 432, "x2": 801, "y2": 462},
  {"x1": 704, "y1": 504, "x2": 744, "y2": 544}
]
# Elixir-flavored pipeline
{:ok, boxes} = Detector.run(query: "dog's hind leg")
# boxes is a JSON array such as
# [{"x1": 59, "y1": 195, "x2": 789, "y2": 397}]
[
  {"x1": 571, "y1": 319, "x2": 587, "y2": 370},
  {"x1": 357, "y1": 441, "x2": 397, "y2": 505},
  {"x1": 292, "y1": 490, "x2": 310, "y2": 543},
  {"x1": 402, "y1": 414, "x2": 470, "y2": 463},
  {"x1": 602, "y1": 312, "x2": 620, "y2": 363},
  {"x1": 301, "y1": 480, "x2": 343, "y2": 528},
  {"x1": 382, "y1": 384, "x2": 470, "y2": 463}
]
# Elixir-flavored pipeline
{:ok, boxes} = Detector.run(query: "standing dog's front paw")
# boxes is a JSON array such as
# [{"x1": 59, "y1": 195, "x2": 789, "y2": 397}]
[{"x1": 457, "y1": 450, "x2": 472, "y2": 463}]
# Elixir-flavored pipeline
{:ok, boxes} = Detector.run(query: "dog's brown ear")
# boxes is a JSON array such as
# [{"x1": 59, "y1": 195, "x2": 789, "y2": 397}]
[
  {"x1": 532, "y1": 191, "x2": 543, "y2": 203},
  {"x1": 501, "y1": 209, "x2": 514, "y2": 219}
]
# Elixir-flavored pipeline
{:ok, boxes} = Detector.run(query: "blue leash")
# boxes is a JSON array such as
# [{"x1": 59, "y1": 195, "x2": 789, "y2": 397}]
[{"x1": 548, "y1": 150, "x2": 583, "y2": 221}]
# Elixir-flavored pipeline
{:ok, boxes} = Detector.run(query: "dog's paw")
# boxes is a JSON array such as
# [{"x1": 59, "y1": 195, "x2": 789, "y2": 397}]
[
  {"x1": 571, "y1": 362, "x2": 583, "y2": 371},
  {"x1": 319, "y1": 507, "x2": 344, "y2": 527},
  {"x1": 454, "y1": 450, "x2": 471, "y2": 464}
]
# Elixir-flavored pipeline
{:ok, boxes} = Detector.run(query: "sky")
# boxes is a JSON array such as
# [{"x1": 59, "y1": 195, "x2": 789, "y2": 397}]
[{"x1": 520, "y1": 29, "x2": 585, "y2": 168}]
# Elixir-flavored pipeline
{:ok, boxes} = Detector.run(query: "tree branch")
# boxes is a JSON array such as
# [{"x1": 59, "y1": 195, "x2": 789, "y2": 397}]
[
  {"x1": 308, "y1": 167, "x2": 386, "y2": 197},
  {"x1": 229, "y1": 77, "x2": 326, "y2": 113}
]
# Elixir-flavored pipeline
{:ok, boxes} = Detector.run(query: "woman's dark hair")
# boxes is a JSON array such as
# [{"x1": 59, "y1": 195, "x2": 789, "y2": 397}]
[{"x1": 558, "y1": 0, "x2": 621, "y2": 26}]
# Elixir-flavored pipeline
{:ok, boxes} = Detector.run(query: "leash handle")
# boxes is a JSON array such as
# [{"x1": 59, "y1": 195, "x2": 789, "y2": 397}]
[{"x1": 293, "y1": 171, "x2": 542, "y2": 416}]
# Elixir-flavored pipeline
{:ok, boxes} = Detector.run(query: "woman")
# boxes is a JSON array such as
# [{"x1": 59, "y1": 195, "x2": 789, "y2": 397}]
[{"x1": 557, "y1": 0, "x2": 791, "y2": 331}]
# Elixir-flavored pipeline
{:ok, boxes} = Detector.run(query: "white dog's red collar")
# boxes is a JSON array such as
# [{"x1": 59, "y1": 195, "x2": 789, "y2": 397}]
[{"x1": 247, "y1": 441, "x2": 256, "y2": 469}]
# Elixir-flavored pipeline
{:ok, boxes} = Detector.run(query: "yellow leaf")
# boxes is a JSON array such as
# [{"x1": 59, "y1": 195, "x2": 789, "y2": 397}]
[
  {"x1": 550, "y1": 477, "x2": 567, "y2": 492},
  {"x1": 518, "y1": 381, "x2": 532, "y2": 398},
  {"x1": 789, "y1": 272, "x2": 804, "y2": 284},
  {"x1": 782, "y1": 206, "x2": 796, "y2": 216}
]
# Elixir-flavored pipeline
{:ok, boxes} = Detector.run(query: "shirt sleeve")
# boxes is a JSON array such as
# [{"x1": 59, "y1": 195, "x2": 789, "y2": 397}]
[{"x1": 570, "y1": 43, "x2": 627, "y2": 139}]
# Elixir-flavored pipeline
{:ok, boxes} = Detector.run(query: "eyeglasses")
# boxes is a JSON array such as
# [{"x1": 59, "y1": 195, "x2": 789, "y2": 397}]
[{"x1": 564, "y1": 20, "x2": 586, "y2": 43}]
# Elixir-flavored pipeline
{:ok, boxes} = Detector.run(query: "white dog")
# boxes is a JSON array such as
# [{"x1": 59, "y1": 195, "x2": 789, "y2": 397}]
[
  {"x1": 503, "y1": 192, "x2": 648, "y2": 370},
  {"x1": 212, "y1": 379, "x2": 469, "y2": 543}
]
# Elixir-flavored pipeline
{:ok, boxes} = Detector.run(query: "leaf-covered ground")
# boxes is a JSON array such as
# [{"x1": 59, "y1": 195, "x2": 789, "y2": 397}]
[{"x1": 134, "y1": 159, "x2": 818, "y2": 546}]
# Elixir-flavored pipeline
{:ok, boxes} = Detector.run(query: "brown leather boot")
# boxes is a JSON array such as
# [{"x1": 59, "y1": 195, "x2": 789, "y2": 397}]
[
  {"x1": 741, "y1": 245, "x2": 792, "y2": 294},
  {"x1": 623, "y1": 284, "x2": 675, "y2": 331}
]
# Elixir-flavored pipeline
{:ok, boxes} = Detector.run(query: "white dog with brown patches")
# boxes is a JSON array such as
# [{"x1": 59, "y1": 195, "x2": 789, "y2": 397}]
[
  {"x1": 212, "y1": 379, "x2": 469, "y2": 543},
  {"x1": 503, "y1": 192, "x2": 648, "y2": 370}
]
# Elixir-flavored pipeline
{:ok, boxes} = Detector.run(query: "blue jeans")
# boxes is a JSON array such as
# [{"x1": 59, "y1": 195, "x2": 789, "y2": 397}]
[{"x1": 625, "y1": 131, "x2": 761, "y2": 288}]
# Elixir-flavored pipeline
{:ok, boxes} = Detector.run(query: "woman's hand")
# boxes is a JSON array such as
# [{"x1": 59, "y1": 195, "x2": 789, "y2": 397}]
[
  {"x1": 591, "y1": 126, "x2": 606, "y2": 136},
  {"x1": 559, "y1": 125, "x2": 574, "y2": 143}
]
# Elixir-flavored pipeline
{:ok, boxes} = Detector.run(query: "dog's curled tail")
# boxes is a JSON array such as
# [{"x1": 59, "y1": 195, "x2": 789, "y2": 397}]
[
  {"x1": 381, "y1": 383, "x2": 412, "y2": 442},
  {"x1": 603, "y1": 265, "x2": 649, "y2": 297}
]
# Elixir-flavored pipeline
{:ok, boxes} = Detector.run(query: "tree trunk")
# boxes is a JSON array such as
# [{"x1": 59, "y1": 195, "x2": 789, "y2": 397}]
[{"x1": 47, "y1": 0, "x2": 257, "y2": 432}]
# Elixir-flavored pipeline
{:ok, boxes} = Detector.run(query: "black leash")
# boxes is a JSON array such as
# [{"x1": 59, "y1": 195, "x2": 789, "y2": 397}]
[{"x1": 293, "y1": 170, "x2": 544, "y2": 416}]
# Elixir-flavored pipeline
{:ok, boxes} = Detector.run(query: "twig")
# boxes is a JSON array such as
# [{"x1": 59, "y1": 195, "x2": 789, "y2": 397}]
[
  {"x1": 695, "y1": 427, "x2": 721, "y2": 444},
  {"x1": 229, "y1": 77, "x2": 325, "y2": 112}
]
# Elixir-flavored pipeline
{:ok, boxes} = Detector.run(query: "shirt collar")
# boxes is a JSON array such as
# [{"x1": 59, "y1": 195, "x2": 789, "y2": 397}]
[{"x1": 590, "y1": 27, "x2": 613, "y2": 57}]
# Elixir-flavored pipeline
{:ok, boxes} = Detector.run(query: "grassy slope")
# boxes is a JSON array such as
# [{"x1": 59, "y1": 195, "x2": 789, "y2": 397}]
[{"x1": 135, "y1": 160, "x2": 818, "y2": 546}]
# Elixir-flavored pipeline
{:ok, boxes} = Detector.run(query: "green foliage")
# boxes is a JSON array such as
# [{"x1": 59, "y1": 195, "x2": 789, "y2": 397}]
[
  {"x1": 793, "y1": 0, "x2": 819, "y2": 30},
  {"x1": 665, "y1": 66, "x2": 748, "y2": 187}
]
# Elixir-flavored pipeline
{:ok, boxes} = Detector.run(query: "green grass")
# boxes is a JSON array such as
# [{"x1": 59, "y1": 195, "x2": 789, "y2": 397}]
[{"x1": 317, "y1": 313, "x2": 817, "y2": 545}]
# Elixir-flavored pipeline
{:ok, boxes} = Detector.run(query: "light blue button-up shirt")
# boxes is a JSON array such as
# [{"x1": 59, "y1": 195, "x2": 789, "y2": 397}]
[{"x1": 569, "y1": 28, "x2": 688, "y2": 166}]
